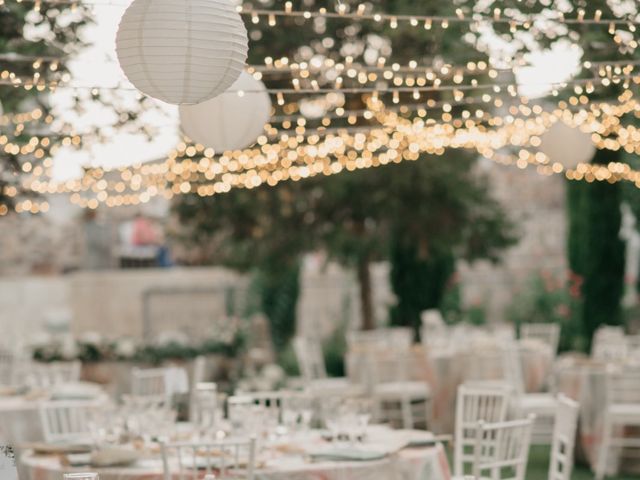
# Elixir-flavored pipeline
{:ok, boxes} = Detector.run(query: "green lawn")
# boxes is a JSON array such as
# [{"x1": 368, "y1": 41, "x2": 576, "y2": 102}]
[
  {"x1": 526, "y1": 446, "x2": 636, "y2": 480},
  {"x1": 445, "y1": 445, "x2": 637, "y2": 479}
]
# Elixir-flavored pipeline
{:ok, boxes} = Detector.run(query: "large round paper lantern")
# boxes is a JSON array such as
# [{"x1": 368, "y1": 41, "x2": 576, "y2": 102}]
[
  {"x1": 179, "y1": 72, "x2": 271, "y2": 151},
  {"x1": 539, "y1": 121, "x2": 596, "y2": 169},
  {"x1": 115, "y1": 0, "x2": 248, "y2": 105}
]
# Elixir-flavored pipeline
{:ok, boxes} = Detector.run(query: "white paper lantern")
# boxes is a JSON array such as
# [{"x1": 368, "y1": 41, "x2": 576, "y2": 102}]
[
  {"x1": 539, "y1": 121, "x2": 596, "y2": 169},
  {"x1": 115, "y1": 0, "x2": 248, "y2": 105},
  {"x1": 179, "y1": 72, "x2": 271, "y2": 151}
]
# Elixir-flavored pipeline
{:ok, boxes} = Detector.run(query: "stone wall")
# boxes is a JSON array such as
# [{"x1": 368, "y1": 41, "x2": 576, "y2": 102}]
[
  {"x1": 0, "y1": 267, "x2": 246, "y2": 343},
  {"x1": 459, "y1": 161, "x2": 567, "y2": 322}
]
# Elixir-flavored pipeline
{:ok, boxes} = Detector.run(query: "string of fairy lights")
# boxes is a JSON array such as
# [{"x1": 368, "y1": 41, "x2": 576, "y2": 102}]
[
  {"x1": 2, "y1": 1, "x2": 640, "y2": 214},
  {"x1": 4, "y1": 0, "x2": 640, "y2": 27},
  {"x1": 7, "y1": 81, "x2": 638, "y2": 213},
  {"x1": 3, "y1": 72, "x2": 640, "y2": 212}
]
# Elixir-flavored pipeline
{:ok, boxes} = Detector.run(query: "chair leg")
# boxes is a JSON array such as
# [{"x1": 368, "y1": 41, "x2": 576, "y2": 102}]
[
  {"x1": 401, "y1": 398, "x2": 413, "y2": 429},
  {"x1": 373, "y1": 398, "x2": 383, "y2": 424},
  {"x1": 595, "y1": 415, "x2": 612, "y2": 480},
  {"x1": 424, "y1": 397, "x2": 431, "y2": 430}
]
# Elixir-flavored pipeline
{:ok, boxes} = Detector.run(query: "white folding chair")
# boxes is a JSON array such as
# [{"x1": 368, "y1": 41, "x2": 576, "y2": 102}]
[
  {"x1": 454, "y1": 383, "x2": 511, "y2": 477},
  {"x1": 293, "y1": 336, "x2": 361, "y2": 396},
  {"x1": 192, "y1": 355, "x2": 207, "y2": 385},
  {"x1": 463, "y1": 415, "x2": 535, "y2": 480},
  {"x1": 346, "y1": 327, "x2": 413, "y2": 351},
  {"x1": 521, "y1": 323, "x2": 561, "y2": 356},
  {"x1": 38, "y1": 401, "x2": 99, "y2": 443},
  {"x1": 592, "y1": 327, "x2": 627, "y2": 362},
  {"x1": 503, "y1": 344, "x2": 557, "y2": 444},
  {"x1": 160, "y1": 437, "x2": 256, "y2": 480},
  {"x1": 131, "y1": 367, "x2": 171, "y2": 404},
  {"x1": 627, "y1": 335, "x2": 640, "y2": 363},
  {"x1": 190, "y1": 382, "x2": 220, "y2": 426},
  {"x1": 24, "y1": 361, "x2": 81, "y2": 388},
  {"x1": 548, "y1": 395, "x2": 580, "y2": 480},
  {"x1": 595, "y1": 369, "x2": 640, "y2": 480},
  {"x1": 0, "y1": 347, "x2": 26, "y2": 387},
  {"x1": 361, "y1": 348, "x2": 431, "y2": 430}
]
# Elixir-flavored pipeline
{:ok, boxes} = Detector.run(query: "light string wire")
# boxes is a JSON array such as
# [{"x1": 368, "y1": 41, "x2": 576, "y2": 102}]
[
  {"x1": 2, "y1": 0, "x2": 639, "y2": 27},
  {"x1": 0, "y1": 72, "x2": 636, "y2": 94},
  {"x1": 15, "y1": 86, "x2": 640, "y2": 206}
]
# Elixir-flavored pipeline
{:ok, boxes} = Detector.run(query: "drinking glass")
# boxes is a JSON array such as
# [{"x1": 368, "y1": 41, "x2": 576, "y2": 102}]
[{"x1": 193, "y1": 383, "x2": 219, "y2": 436}]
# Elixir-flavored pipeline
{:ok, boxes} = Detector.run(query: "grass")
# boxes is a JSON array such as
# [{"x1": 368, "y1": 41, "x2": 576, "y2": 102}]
[
  {"x1": 526, "y1": 445, "x2": 635, "y2": 480},
  {"x1": 445, "y1": 445, "x2": 636, "y2": 479}
]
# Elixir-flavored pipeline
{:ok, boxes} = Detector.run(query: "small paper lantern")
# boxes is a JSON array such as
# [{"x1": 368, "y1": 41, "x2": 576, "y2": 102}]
[
  {"x1": 115, "y1": 0, "x2": 248, "y2": 105},
  {"x1": 179, "y1": 72, "x2": 271, "y2": 151},
  {"x1": 539, "y1": 121, "x2": 596, "y2": 169}
]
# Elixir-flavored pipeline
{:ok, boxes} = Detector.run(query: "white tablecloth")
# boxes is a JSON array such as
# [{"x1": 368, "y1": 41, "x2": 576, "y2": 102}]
[{"x1": 21, "y1": 435, "x2": 451, "y2": 480}]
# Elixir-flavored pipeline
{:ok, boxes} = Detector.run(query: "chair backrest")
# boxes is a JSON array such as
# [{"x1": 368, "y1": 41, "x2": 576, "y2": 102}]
[
  {"x1": 627, "y1": 335, "x2": 640, "y2": 363},
  {"x1": 605, "y1": 368, "x2": 640, "y2": 405},
  {"x1": 548, "y1": 395, "x2": 580, "y2": 480},
  {"x1": 347, "y1": 327, "x2": 413, "y2": 352},
  {"x1": 228, "y1": 391, "x2": 298, "y2": 425},
  {"x1": 24, "y1": 361, "x2": 82, "y2": 388},
  {"x1": 361, "y1": 348, "x2": 412, "y2": 387},
  {"x1": 502, "y1": 343, "x2": 526, "y2": 395},
  {"x1": 594, "y1": 342, "x2": 629, "y2": 363},
  {"x1": 190, "y1": 382, "x2": 219, "y2": 425},
  {"x1": 521, "y1": 323, "x2": 561, "y2": 355},
  {"x1": 39, "y1": 401, "x2": 99, "y2": 443},
  {"x1": 471, "y1": 415, "x2": 535, "y2": 480},
  {"x1": 0, "y1": 347, "x2": 25, "y2": 386},
  {"x1": 420, "y1": 325, "x2": 451, "y2": 353},
  {"x1": 160, "y1": 438, "x2": 256, "y2": 480},
  {"x1": 454, "y1": 384, "x2": 511, "y2": 476},
  {"x1": 192, "y1": 355, "x2": 207, "y2": 385},
  {"x1": 592, "y1": 326, "x2": 626, "y2": 361},
  {"x1": 293, "y1": 337, "x2": 327, "y2": 381},
  {"x1": 131, "y1": 367, "x2": 170, "y2": 404}
]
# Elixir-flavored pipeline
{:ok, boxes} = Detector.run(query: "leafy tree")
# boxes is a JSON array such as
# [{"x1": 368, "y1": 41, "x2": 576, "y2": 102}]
[
  {"x1": 0, "y1": 3, "x2": 164, "y2": 215},
  {"x1": 496, "y1": 0, "x2": 637, "y2": 344},
  {"x1": 173, "y1": 0, "x2": 518, "y2": 335},
  {"x1": 0, "y1": 2, "x2": 90, "y2": 211}
]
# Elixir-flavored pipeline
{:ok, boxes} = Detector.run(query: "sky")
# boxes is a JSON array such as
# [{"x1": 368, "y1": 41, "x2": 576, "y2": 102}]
[{"x1": 48, "y1": 1, "x2": 180, "y2": 181}]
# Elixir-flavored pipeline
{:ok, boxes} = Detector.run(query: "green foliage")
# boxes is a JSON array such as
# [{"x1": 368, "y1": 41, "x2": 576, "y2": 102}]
[
  {"x1": 173, "y1": 1, "x2": 515, "y2": 335},
  {"x1": 508, "y1": 272, "x2": 587, "y2": 352},
  {"x1": 276, "y1": 343, "x2": 300, "y2": 377},
  {"x1": 466, "y1": 303, "x2": 489, "y2": 327},
  {"x1": 32, "y1": 333, "x2": 246, "y2": 365},
  {"x1": 0, "y1": 3, "x2": 90, "y2": 209},
  {"x1": 581, "y1": 150, "x2": 626, "y2": 347},
  {"x1": 566, "y1": 148, "x2": 626, "y2": 349},
  {"x1": 389, "y1": 239, "x2": 455, "y2": 335},
  {"x1": 255, "y1": 262, "x2": 301, "y2": 352}
]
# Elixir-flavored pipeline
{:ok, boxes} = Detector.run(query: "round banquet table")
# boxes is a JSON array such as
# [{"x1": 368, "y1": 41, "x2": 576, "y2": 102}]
[
  {"x1": 553, "y1": 355, "x2": 640, "y2": 476},
  {"x1": 21, "y1": 431, "x2": 451, "y2": 480},
  {"x1": 346, "y1": 341, "x2": 553, "y2": 434}
]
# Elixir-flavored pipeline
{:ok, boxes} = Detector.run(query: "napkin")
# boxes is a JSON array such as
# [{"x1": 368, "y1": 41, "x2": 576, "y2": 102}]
[
  {"x1": 307, "y1": 448, "x2": 388, "y2": 462},
  {"x1": 90, "y1": 447, "x2": 140, "y2": 467},
  {"x1": 26, "y1": 443, "x2": 93, "y2": 455}
]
